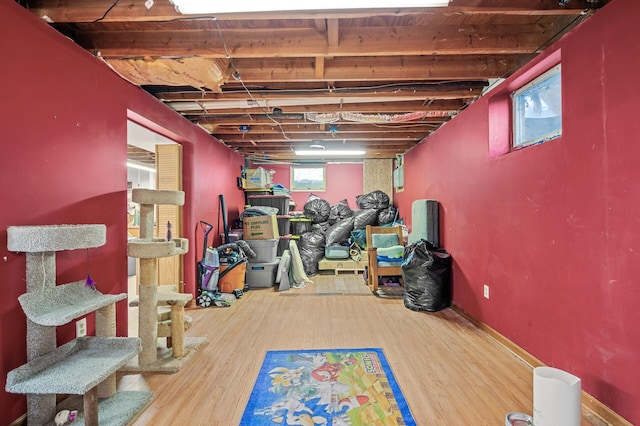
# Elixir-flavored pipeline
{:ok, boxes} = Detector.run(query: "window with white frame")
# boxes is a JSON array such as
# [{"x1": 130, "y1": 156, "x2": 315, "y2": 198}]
[
  {"x1": 512, "y1": 64, "x2": 562, "y2": 149},
  {"x1": 290, "y1": 165, "x2": 326, "y2": 191}
]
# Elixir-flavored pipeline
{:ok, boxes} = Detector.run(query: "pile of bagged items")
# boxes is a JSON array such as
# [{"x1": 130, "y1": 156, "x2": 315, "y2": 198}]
[{"x1": 297, "y1": 190, "x2": 401, "y2": 276}]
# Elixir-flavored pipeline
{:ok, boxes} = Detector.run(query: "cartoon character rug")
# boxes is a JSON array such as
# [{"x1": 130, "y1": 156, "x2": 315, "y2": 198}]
[{"x1": 240, "y1": 348, "x2": 416, "y2": 425}]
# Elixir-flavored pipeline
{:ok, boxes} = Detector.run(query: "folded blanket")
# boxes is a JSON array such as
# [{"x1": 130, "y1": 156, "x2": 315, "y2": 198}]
[{"x1": 376, "y1": 245, "x2": 404, "y2": 262}]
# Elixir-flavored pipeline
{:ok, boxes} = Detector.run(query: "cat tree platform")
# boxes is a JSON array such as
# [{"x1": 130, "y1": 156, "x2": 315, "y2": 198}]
[
  {"x1": 18, "y1": 280, "x2": 127, "y2": 326},
  {"x1": 7, "y1": 224, "x2": 106, "y2": 252},
  {"x1": 6, "y1": 337, "x2": 140, "y2": 394},
  {"x1": 131, "y1": 188, "x2": 184, "y2": 206},
  {"x1": 6, "y1": 338, "x2": 152, "y2": 426},
  {"x1": 48, "y1": 391, "x2": 153, "y2": 426},
  {"x1": 126, "y1": 238, "x2": 188, "y2": 258}
]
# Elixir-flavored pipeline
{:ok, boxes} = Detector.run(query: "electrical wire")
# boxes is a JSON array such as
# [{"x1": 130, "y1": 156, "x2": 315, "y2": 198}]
[
  {"x1": 91, "y1": 0, "x2": 121, "y2": 23},
  {"x1": 211, "y1": 18, "x2": 291, "y2": 141}
]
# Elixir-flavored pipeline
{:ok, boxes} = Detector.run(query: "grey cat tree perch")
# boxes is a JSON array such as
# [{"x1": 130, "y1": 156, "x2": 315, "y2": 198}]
[{"x1": 5, "y1": 224, "x2": 151, "y2": 426}]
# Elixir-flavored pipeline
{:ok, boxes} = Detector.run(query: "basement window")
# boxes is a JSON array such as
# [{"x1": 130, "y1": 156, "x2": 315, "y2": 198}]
[
  {"x1": 512, "y1": 64, "x2": 562, "y2": 149},
  {"x1": 290, "y1": 166, "x2": 326, "y2": 191}
]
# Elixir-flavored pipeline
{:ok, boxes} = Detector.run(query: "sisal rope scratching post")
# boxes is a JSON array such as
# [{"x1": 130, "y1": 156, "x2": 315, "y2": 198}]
[{"x1": 96, "y1": 303, "x2": 117, "y2": 398}]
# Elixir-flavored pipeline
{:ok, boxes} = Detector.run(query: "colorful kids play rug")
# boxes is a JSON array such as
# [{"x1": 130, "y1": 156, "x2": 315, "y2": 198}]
[{"x1": 240, "y1": 348, "x2": 415, "y2": 425}]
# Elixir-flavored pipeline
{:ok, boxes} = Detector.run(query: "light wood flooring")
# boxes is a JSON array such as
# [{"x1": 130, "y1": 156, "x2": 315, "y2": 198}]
[{"x1": 121, "y1": 273, "x2": 610, "y2": 425}]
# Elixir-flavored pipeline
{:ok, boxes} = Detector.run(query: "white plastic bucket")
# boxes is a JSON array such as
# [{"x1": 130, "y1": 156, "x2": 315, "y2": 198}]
[{"x1": 533, "y1": 366, "x2": 581, "y2": 426}]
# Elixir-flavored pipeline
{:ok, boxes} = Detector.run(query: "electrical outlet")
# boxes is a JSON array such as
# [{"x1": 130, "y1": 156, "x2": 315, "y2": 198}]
[
  {"x1": 76, "y1": 318, "x2": 87, "y2": 338},
  {"x1": 483, "y1": 284, "x2": 490, "y2": 299}
]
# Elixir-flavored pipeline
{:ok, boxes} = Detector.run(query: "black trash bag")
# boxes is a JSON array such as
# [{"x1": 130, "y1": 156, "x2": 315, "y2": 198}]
[
  {"x1": 378, "y1": 206, "x2": 398, "y2": 225},
  {"x1": 325, "y1": 216, "x2": 355, "y2": 246},
  {"x1": 401, "y1": 239, "x2": 452, "y2": 312},
  {"x1": 356, "y1": 190, "x2": 390, "y2": 210},
  {"x1": 306, "y1": 193, "x2": 322, "y2": 203},
  {"x1": 353, "y1": 209, "x2": 379, "y2": 230},
  {"x1": 311, "y1": 221, "x2": 331, "y2": 235},
  {"x1": 328, "y1": 199, "x2": 354, "y2": 225},
  {"x1": 304, "y1": 197, "x2": 331, "y2": 224},
  {"x1": 298, "y1": 231, "x2": 326, "y2": 277}
]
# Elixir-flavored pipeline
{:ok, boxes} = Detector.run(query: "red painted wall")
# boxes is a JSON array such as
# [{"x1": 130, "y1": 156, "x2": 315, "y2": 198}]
[
  {"x1": 0, "y1": 2, "x2": 244, "y2": 423},
  {"x1": 257, "y1": 163, "x2": 364, "y2": 211},
  {"x1": 396, "y1": 0, "x2": 639, "y2": 422}
]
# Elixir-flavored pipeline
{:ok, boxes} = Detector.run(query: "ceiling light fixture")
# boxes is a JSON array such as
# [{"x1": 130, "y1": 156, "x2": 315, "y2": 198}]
[
  {"x1": 295, "y1": 149, "x2": 366, "y2": 156},
  {"x1": 170, "y1": 0, "x2": 448, "y2": 14},
  {"x1": 309, "y1": 142, "x2": 326, "y2": 149}
]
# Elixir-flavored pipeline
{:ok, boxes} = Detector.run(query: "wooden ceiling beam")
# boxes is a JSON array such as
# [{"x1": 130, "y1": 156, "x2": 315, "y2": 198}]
[
  {"x1": 242, "y1": 153, "x2": 399, "y2": 160},
  {"x1": 24, "y1": 0, "x2": 601, "y2": 23},
  {"x1": 227, "y1": 141, "x2": 418, "y2": 150},
  {"x1": 212, "y1": 123, "x2": 439, "y2": 133},
  {"x1": 314, "y1": 57, "x2": 325, "y2": 80},
  {"x1": 151, "y1": 81, "x2": 473, "y2": 95},
  {"x1": 156, "y1": 86, "x2": 483, "y2": 101},
  {"x1": 228, "y1": 147, "x2": 415, "y2": 156},
  {"x1": 327, "y1": 19, "x2": 339, "y2": 47},
  {"x1": 222, "y1": 55, "x2": 521, "y2": 82},
  {"x1": 217, "y1": 131, "x2": 427, "y2": 141},
  {"x1": 78, "y1": 25, "x2": 554, "y2": 58},
  {"x1": 179, "y1": 99, "x2": 463, "y2": 114},
  {"x1": 197, "y1": 116, "x2": 446, "y2": 126}
]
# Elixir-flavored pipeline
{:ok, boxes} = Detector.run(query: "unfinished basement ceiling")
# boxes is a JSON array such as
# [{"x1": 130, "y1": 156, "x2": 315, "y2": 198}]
[{"x1": 21, "y1": 0, "x2": 610, "y2": 161}]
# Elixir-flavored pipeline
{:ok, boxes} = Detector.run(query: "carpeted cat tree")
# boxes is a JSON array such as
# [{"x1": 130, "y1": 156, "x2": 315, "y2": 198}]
[
  {"x1": 124, "y1": 189, "x2": 207, "y2": 373},
  {"x1": 5, "y1": 224, "x2": 152, "y2": 426}
]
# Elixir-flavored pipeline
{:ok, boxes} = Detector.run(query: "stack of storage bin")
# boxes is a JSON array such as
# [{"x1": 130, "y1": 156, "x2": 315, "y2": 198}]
[
  {"x1": 244, "y1": 239, "x2": 280, "y2": 289},
  {"x1": 247, "y1": 194, "x2": 292, "y2": 256}
]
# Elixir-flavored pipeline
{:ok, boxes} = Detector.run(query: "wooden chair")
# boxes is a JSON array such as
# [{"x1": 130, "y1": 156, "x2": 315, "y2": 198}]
[{"x1": 365, "y1": 225, "x2": 405, "y2": 292}]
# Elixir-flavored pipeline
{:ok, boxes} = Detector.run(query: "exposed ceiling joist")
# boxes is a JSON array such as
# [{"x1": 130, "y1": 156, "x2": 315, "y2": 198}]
[{"x1": 22, "y1": 0, "x2": 609, "y2": 161}]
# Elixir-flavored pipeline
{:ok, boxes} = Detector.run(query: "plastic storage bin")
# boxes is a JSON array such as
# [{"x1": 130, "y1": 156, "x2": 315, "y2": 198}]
[
  {"x1": 290, "y1": 218, "x2": 312, "y2": 236},
  {"x1": 277, "y1": 216, "x2": 291, "y2": 235},
  {"x1": 248, "y1": 195, "x2": 290, "y2": 215},
  {"x1": 245, "y1": 259, "x2": 280, "y2": 288},
  {"x1": 325, "y1": 245, "x2": 350, "y2": 259},
  {"x1": 246, "y1": 238, "x2": 278, "y2": 263}
]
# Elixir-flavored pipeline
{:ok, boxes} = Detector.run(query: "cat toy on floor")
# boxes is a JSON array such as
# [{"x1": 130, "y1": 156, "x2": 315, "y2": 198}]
[{"x1": 54, "y1": 409, "x2": 78, "y2": 425}]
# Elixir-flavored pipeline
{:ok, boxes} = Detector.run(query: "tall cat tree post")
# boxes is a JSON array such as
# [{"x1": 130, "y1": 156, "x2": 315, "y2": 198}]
[{"x1": 126, "y1": 189, "x2": 206, "y2": 372}]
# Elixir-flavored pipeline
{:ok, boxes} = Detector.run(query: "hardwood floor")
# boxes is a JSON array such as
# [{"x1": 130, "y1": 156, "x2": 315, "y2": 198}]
[{"x1": 121, "y1": 273, "x2": 610, "y2": 425}]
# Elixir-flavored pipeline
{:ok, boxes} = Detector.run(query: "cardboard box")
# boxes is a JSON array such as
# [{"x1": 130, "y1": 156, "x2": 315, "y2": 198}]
[
  {"x1": 245, "y1": 167, "x2": 272, "y2": 189},
  {"x1": 243, "y1": 215, "x2": 280, "y2": 240}
]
